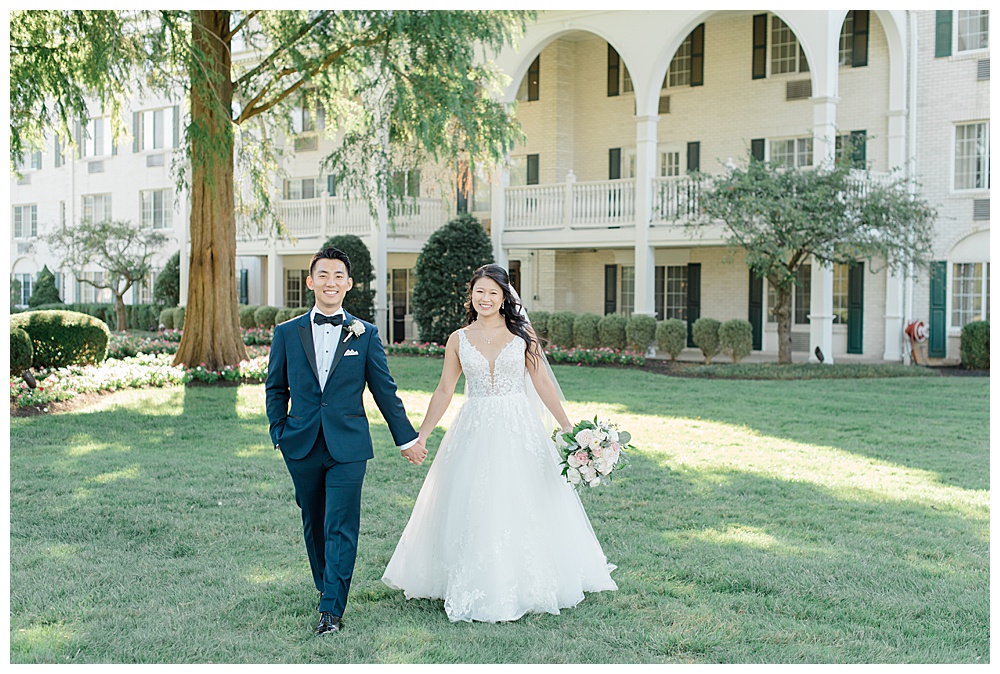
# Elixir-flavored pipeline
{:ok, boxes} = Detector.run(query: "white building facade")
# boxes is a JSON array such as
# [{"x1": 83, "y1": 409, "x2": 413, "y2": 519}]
[{"x1": 10, "y1": 10, "x2": 990, "y2": 362}]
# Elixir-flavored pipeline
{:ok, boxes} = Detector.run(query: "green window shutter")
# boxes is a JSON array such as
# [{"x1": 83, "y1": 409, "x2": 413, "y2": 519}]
[
  {"x1": 852, "y1": 10, "x2": 870, "y2": 67},
  {"x1": 172, "y1": 105, "x2": 180, "y2": 148},
  {"x1": 654, "y1": 266, "x2": 665, "y2": 320},
  {"x1": 526, "y1": 154, "x2": 539, "y2": 185},
  {"x1": 54, "y1": 136, "x2": 62, "y2": 168},
  {"x1": 686, "y1": 141, "x2": 700, "y2": 173},
  {"x1": 935, "y1": 11, "x2": 953, "y2": 58},
  {"x1": 527, "y1": 56, "x2": 540, "y2": 101},
  {"x1": 686, "y1": 263, "x2": 701, "y2": 347},
  {"x1": 847, "y1": 262, "x2": 864, "y2": 354},
  {"x1": 607, "y1": 45, "x2": 620, "y2": 97},
  {"x1": 327, "y1": 174, "x2": 337, "y2": 196},
  {"x1": 850, "y1": 130, "x2": 867, "y2": 168},
  {"x1": 608, "y1": 148, "x2": 622, "y2": 180},
  {"x1": 690, "y1": 24, "x2": 705, "y2": 87},
  {"x1": 752, "y1": 14, "x2": 768, "y2": 79},
  {"x1": 751, "y1": 138, "x2": 765, "y2": 162},
  {"x1": 604, "y1": 265, "x2": 617, "y2": 315},
  {"x1": 928, "y1": 261, "x2": 948, "y2": 357},
  {"x1": 748, "y1": 269, "x2": 763, "y2": 350}
]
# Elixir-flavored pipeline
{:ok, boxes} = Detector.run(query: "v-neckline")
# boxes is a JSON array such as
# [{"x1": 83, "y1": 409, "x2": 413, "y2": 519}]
[{"x1": 461, "y1": 329, "x2": 520, "y2": 385}]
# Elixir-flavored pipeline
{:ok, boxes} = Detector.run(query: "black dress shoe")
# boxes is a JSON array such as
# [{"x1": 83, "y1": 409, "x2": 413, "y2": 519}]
[{"x1": 316, "y1": 611, "x2": 341, "y2": 636}]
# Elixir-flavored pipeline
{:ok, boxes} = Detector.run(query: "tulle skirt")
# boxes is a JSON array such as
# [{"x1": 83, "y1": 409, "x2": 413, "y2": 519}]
[{"x1": 381, "y1": 391, "x2": 617, "y2": 623}]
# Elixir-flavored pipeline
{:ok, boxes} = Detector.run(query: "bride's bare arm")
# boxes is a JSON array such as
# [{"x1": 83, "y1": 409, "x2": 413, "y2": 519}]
[
  {"x1": 525, "y1": 331, "x2": 572, "y2": 432},
  {"x1": 417, "y1": 331, "x2": 464, "y2": 445}
]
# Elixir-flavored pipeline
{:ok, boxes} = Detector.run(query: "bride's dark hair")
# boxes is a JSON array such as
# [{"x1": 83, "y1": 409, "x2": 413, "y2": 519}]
[{"x1": 464, "y1": 264, "x2": 541, "y2": 368}]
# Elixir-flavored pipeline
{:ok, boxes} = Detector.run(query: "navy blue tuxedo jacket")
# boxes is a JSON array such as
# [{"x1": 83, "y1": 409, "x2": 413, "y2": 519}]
[{"x1": 265, "y1": 310, "x2": 417, "y2": 462}]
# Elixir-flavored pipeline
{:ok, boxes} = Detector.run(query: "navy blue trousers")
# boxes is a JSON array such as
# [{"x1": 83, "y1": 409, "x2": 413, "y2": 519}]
[{"x1": 283, "y1": 428, "x2": 367, "y2": 617}]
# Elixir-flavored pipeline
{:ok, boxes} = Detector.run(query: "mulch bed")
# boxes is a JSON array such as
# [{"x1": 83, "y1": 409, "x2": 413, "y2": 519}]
[{"x1": 10, "y1": 390, "x2": 112, "y2": 418}]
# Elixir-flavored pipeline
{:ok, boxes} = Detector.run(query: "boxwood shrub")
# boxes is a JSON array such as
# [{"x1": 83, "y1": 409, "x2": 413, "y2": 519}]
[
  {"x1": 656, "y1": 318, "x2": 687, "y2": 361},
  {"x1": 572, "y1": 312, "x2": 602, "y2": 349},
  {"x1": 10, "y1": 326, "x2": 33, "y2": 375},
  {"x1": 692, "y1": 317, "x2": 722, "y2": 364},
  {"x1": 960, "y1": 320, "x2": 989, "y2": 370},
  {"x1": 597, "y1": 314, "x2": 628, "y2": 350},
  {"x1": 530, "y1": 311, "x2": 550, "y2": 341},
  {"x1": 239, "y1": 305, "x2": 260, "y2": 329},
  {"x1": 10, "y1": 309, "x2": 110, "y2": 369},
  {"x1": 548, "y1": 311, "x2": 577, "y2": 348},
  {"x1": 253, "y1": 305, "x2": 280, "y2": 329},
  {"x1": 626, "y1": 314, "x2": 657, "y2": 353},
  {"x1": 719, "y1": 318, "x2": 754, "y2": 363},
  {"x1": 159, "y1": 308, "x2": 175, "y2": 330}
]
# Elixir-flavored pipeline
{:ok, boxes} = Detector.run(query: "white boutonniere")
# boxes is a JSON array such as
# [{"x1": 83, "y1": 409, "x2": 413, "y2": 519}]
[{"x1": 344, "y1": 319, "x2": 366, "y2": 343}]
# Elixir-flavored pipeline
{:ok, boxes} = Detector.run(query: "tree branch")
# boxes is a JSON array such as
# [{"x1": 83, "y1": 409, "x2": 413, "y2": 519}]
[
  {"x1": 233, "y1": 11, "x2": 334, "y2": 89},
  {"x1": 224, "y1": 10, "x2": 261, "y2": 42}
]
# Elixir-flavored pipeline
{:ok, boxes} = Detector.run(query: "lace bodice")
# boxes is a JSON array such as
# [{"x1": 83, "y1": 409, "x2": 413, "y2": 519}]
[{"x1": 458, "y1": 329, "x2": 526, "y2": 397}]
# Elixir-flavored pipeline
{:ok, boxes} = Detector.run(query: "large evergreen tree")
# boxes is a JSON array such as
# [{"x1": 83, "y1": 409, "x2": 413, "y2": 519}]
[
  {"x1": 411, "y1": 214, "x2": 494, "y2": 345},
  {"x1": 153, "y1": 251, "x2": 181, "y2": 308},
  {"x1": 320, "y1": 235, "x2": 375, "y2": 321},
  {"x1": 691, "y1": 153, "x2": 936, "y2": 364},
  {"x1": 11, "y1": 10, "x2": 531, "y2": 369},
  {"x1": 28, "y1": 265, "x2": 63, "y2": 307}
]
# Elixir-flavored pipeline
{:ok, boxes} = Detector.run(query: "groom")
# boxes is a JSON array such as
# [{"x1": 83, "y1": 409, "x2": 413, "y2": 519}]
[{"x1": 266, "y1": 246, "x2": 426, "y2": 636}]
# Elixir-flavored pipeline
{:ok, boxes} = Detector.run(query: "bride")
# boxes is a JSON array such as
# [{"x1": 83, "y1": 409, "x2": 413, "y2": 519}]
[{"x1": 381, "y1": 264, "x2": 617, "y2": 623}]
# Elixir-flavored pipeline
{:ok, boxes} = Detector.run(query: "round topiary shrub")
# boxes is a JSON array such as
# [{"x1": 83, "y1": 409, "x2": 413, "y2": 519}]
[
  {"x1": 656, "y1": 318, "x2": 687, "y2": 361},
  {"x1": 960, "y1": 319, "x2": 989, "y2": 370},
  {"x1": 253, "y1": 305, "x2": 280, "y2": 329},
  {"x1": 239, "y1": 305, "x2": 260, "y2": 329},
  {"x1": 548, "y1": 311, "x2": 576, "y2": 348},
  {"x1": 159, "y1": 308, "x2": 175, "y2": 330},
  {"x1": 692, "y1": 317, "x2": 721, "y2": 364},
  {"x1": 573, "y1": 313, "x2": 601, "y2": 349},
  {"x1": 320, "y1": 234, "x2": 375, "y2": 321},
  {"x1": 10, "y1": 310, "x2": 110, "y2": 369},
  {"x1": 171, "y1": 306, "x2": 185, "y2": 330},
  {"x1": 529, "y1": 311, "x2": 550, "y2": 341},
  {"x1": 28, "y1": 266, "x2": 63, "y2": 308},
  {"x1": 10, "y1": 326, "x2": 33, "y2": 375},
  {"x1": 719, "y1": 319, "x2": 754, "y2": 363},
  {"x1": 274, "y1": 306, "x2": 308, "y2": 324},
  {"x1": 411, "y1": 214, "x2": 494, "y2": 345},
  {"x1": 626, "y1": 314, "x2": 657, "y2": 353},
  {"x1": 598, "y1": 314, "x2": 628, "y2": 350}
]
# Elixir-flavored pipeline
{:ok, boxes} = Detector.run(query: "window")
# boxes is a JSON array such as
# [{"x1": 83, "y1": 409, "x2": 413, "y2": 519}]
[
  {"x1": 285, "y1": 270, "x2": 310, "y2": 308},
  {"x1": 839, "y1": 11, "x2": 870, "y2": 67},
  {"x1": 81, "y1": 194, "x2": 112, "y2": 223},
  {"x1": 952, "y1": 262, "x2": 990, "y2": 327},
  {"x1": 660, "y1": 265, "x2": 687, "y2": 320},
  {"x1": 768, "y1": 265, "x2": 811, "y2": 324},
  {"x1": 135, "y1": 272, "x2": 156, "y2": 305},
  {"x1": 620, "y1": 266, "x2": 635, "y2": 317},
  {"x1": 13, "y1": 205, "x2": 38, "y2": 238},
  {"x1": 134, "y1": 106, "x2": 180, "y2": 151},
  {"x1": 79, "y1": 117, "x2": 109, "y2": 157},
  {"x1": 771, "y1": 16, "x2": 809, "y2": 75},
  {"x1": 141, "y1": 189, "x2": 173, "y2": 229},
  {"x1": 770, "y1": 137, "x2": 813, "y2": 168},
  {"x1": 752, "y1": 14, "x2": 768, "y2": 79},
  {"x1": 659, "y1": 149, "x2": 681, "y2": 177},
  {"x1": 955, "y1": 123, "x2": 990, "y2": 190},
  {"x1": 29, "y1": 150, "x2": 42, "y2": 170},
  {"x1": 667, "y1": 33, "x2": 692, "y2": 87},
  {"x1": 957, "y1": 10, "x2": 989, "y2": 52},
  {"x1": 518, "y1": 55, "x2": 540, "y2": 101},
  {"x1": 472, "y1": 166, "x2": 491, "y2": 212},
  {"x1": 836, "y1": 130, "x2": 867, "y2": 168},
  {"x1": 15, "y1": 274, "x2": 33, "y2": 306},
  {"x1": 77, "y1": 272, "x2": 112, "y2": 304},
  {"x1": 832, "y1": 263, "x2": 848, "y2": 324},
  {"x1": 283, "y1": 178, "x2": 318, "y2": 200},
  {"x1": 59, "y1": 201, "x2": 66, "y2": 229},
  {"x1": 392, "y1": 170, "x2": 421, "y2": 198}
]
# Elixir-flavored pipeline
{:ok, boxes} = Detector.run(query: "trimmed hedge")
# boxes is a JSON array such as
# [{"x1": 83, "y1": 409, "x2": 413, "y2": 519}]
[
  {"x1": 10, "y1": 326, "x2": 33, "y2": 374},
  {"x1": 31, "y1": 302, "x2": 161, "y2": 331},
  {"x1": 276, "y1": 307, "x2": 309, "y2": 324},
  {"x1": 549, "y1": 311, "x2": 576, "y2": 348},
  {"x1": 960, "y1": 320, "x2": 989, "y2": 370},
  {"x1": 719, "y1": 319, "x2": 754, "y2": 364},
  {"x1": 239, "y1": 305, "x2": 260, "y2": 329},
  {"x1": 159, "y1": 308, "x2": 175, "y2": 330},
  {"x1": 692, "y1": 317, "x2": 722, "y2": 364},
  {"x1": 253, "y1": 305, "x2": 280, "y2": 329},
  {"x1": 529, "y1": 311, "x2": 550, "y2": 341},
  {"x1": 10, "y1": 309, "x2": 110, "y2": 369},
  {"x1": 598, "y1": 314, "x2": 628, "y2": 350},
  {"x1": 573, "y1": 312, "x2": 602, "y2": 349},
  {"x1": 171, "y1": 306, "x2": 185, "y2": 330},
  {"x1": 656, "y1": 318, "x2": 687, "y2": 361},
  {"x1": 626, "y1": 314, "x2": 657, "y2": 353}
]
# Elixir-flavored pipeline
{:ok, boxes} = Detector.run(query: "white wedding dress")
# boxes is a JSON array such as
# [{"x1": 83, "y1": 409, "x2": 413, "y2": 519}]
[{"x1": 381, "y1": 329, "x2": 617, "y2": 623}]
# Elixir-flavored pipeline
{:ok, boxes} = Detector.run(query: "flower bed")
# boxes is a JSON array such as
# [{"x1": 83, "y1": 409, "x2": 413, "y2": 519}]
[
  {"x1": 385, "y1": 340, "x2": 645, "y2": 367},
  {"x1": 385, "y1": 342, "x2": 447, "y2": 357}
]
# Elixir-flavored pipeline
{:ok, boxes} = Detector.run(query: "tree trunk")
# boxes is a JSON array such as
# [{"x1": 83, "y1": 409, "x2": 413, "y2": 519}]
[
  {"x1": 174, "y1": 10, "x2": 248, "y2": 370},
  {"x1": 769, "y1": 275, "x2": 794, "y2": 365},
  {"x1": 114, "y1": 292, "x2": 127, "y2": 332}
]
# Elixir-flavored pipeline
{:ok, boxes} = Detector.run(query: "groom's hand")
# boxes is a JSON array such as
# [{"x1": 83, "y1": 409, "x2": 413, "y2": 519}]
[{"x1": 401, "y1": 439, "x2": 427, "y2": 466}]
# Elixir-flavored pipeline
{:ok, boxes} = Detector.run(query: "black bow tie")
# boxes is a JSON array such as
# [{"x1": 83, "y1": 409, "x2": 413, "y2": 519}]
[{"x1": 314, "y1": 313, "x2": 344, "y2": 326}]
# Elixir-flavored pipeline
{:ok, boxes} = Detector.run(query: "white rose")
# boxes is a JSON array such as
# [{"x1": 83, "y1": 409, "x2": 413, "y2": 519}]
[
  {"x1": 589, "y1": 438, "x2": 603, "y2": 452},
  {"x1": 575, "y1": 429, "x2": 595, "y2": 447},
  {"x1": 567, "y1": 453, "x2": 582, "y2": 468},
  {"x1": 604, "y1": 446, "x2": 621, "y2": 468},
  {"x1": 595, "y1": 457, "x2": 611, "y2": 475},
  {"x1": 588, "y1": 476, "x2": 602, "y2": 487},
  {"x1": 580, "y1": 464, "x2": 597, "y2": 481},
  {"x1": 566, "y1": 467, "x2": 581, "y2": 485},
  {"x1": 608, "y1": 429, "x2": 619, "y2": 443}
]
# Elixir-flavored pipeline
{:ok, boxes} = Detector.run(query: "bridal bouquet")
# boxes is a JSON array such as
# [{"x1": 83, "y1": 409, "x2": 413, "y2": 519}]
[{"x1": 552, "y1": 417, "x2": 632, "y2": 490}]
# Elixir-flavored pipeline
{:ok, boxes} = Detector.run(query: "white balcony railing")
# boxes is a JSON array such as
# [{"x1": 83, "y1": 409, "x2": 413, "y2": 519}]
[
  {"x1": 651, "y1": 176, "x2": 702, "y2": 224},
  {"x1": 258, "y1": 195, "x2": 446, "y2": 241}
]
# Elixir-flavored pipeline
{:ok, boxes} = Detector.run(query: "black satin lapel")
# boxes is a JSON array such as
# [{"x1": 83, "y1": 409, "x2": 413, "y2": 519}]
[
  {"x1": 297, "y1": 316, "x2": 319, "y2": 383},
  {"x1": 326, "y1": 311, "x2": 355, "y2": 386}
]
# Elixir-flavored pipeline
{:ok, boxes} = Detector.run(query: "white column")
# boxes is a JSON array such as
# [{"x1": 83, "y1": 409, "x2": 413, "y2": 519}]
[
  {"x1": 490, "y1": 162, "x2": 509, "y2": 268},
  {"x1": 809, "y1": 262, "x2": 835, "y2": 364},
  {"x1": 373, "y1": 203, "x2": 389, "y2": 341},
  {"x1": 633, "y1": 114, "x2": 658, "y2": 317},
  {"x1": 266, "y1": 250, "x2": 283, "y2": 308},
  {"x1": 883, "y1": 268, "x2": 904, "y2": 361},
  {"x1": 812, "y1": 95, "x2": 840, "y2": 169},
  {"x1": 886, "y1": 108, "x2": 907, "y2": 172}
]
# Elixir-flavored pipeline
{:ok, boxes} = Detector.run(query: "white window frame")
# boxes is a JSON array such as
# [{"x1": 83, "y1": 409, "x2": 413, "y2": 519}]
[
  {"x1": 283, "y1": 178, "x2": 318, "y2": 200},
  {"x1": 954, "y1": 122, "x2": 990, "y2": 192},
  {"x1": 955, "y1": 10, "x2": 989, "y2": 54},
  {"x1": 620, "y1": 265, "x2": 635, "y2": 318},
  {"x1": 622, "y1": 147, "x2": 637, "y2": 180},
  {"x1": 665, "y1": 32, "x2": 693, "y2": 88},
  {"x1": 285, "y1": 269, "x2": 310, "y2": 308},
  {"x1": 15, "y1": 273, "x2": 33, "y2": 307},
  {"x1": 770, "y1": 16, "x2": 808, "y2": 76},
  {"x1": 658, "y1": 145, "x2": 683, "y2": 177},
  {"x1": 141, "y1": 189, "x2": 173, "y2": 230},
  {"x1": 137, "y1": 106, "x2": 179, "y2": 151},
  {"x1": 838, "y1": 11, "x2": 856, "y2": 66},
  {"x1": 76, "y1": 271, "x2": 112, "y2": 304},
  {"x1": 769, "y1": 136, "x2": 813, "y2": 168},
  {"x1": 949, "y1": 261, "x2": 990, "y2": 329},
  {"x1": 82, "y1": 117, "x2": 109, "y2": 158},
  {"x1": 767, "y1": 264, "x2": 812, "y2": 325},
  {"x1": 663, "y1": 265, "x2": 687, "y2": 321},
  {"x1": 81, "y1": 194, "x2": 112, "y2": 223},
  {"x1": 832, "y1": 263, "x2": 849, "y2": 324},
  {"x1": 13, "y1": 205, "x2": 38, "y2": 239}
]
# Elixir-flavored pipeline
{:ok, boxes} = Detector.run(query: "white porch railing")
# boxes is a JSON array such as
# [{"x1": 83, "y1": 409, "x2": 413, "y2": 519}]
[
  {"x1": 505, "y1": 184, "x2": 565, "y2": 230},
  {"x1": 266, "y1": 195, "x2": 446, "y2": 240},
  {"x1": 504, "y1": 174, "x2": 636, "y2": 231},
  {"x1": 651, "y1": 176, "x2": 702, "y2": 224},
  {"x1": 573, "y1": 178, "x2": 635, "y2": 226}
]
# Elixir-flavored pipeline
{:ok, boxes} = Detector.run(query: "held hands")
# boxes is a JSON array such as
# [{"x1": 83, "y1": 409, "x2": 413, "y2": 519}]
[{"x1": 401, "y1": 438, "x2": 428, "y2": 466}]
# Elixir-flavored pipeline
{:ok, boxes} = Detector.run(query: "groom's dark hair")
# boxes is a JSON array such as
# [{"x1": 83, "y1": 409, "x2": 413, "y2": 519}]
[{"x1": 310, "y1": 247, "x2": 352, "y2": 277}]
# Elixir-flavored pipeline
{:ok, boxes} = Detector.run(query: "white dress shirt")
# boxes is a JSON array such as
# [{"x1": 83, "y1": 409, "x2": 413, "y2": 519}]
[{"x1": 309, "y1": 306, "x2": 417, "y2": 452}]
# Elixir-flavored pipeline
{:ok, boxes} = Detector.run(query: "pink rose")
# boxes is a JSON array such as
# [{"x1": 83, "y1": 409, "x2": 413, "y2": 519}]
[{"x1": 574, "y1": 450, "x2": 589, "y2": 466}]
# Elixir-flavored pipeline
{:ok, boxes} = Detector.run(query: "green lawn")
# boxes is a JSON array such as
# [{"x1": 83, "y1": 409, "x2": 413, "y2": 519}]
[{"x1": 9, "y1": 358, "x2": 990, "y2": 663}]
